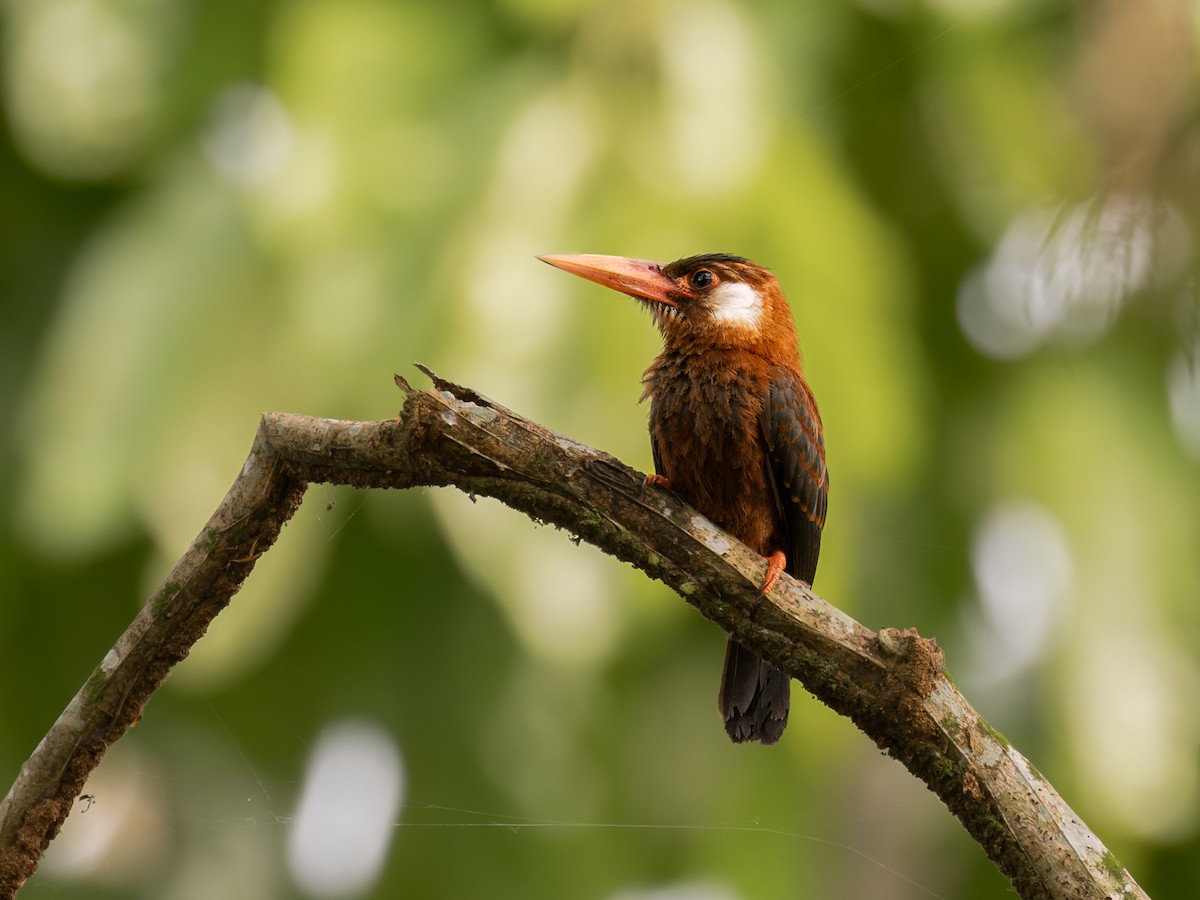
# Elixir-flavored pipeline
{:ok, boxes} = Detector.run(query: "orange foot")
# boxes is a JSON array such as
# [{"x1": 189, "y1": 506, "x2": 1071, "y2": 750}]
[
  {"x1": 644, "y1": 473, "x2": 672, "y2": 490},
  {"x1": 760, "y1": 550, "x2": 787, "y2": 595}
]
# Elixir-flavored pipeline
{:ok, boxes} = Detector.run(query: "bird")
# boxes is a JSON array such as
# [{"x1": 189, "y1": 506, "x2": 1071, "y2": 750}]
[{"x1": 538, "y1": 252, "x2": 828, "y2": 744}]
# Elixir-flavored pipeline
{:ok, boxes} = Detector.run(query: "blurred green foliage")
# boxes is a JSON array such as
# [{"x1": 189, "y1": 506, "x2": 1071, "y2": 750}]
[{"x1": 2, "y1": 0, "x2": 1199, "y2": 897}]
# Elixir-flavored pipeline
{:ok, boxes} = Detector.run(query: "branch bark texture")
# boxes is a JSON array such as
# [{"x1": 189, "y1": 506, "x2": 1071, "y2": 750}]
[{"x1": 0, "y1": 369, "x2": 1146, "y2": 899}]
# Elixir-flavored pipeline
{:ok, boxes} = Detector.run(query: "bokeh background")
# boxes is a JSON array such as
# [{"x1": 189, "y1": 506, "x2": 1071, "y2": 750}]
[{"x1": 2, "y1": 0, "x2": 1199, "y2": 897}]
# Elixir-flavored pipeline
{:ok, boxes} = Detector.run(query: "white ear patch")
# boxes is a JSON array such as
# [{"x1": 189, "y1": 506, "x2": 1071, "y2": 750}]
[{"x1": 708, "y1": 281, "x2": 763, "y2": 329}]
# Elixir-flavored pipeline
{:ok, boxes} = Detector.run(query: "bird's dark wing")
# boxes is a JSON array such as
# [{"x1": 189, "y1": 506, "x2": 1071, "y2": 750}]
[
  {"x1": 650, "y1": 431, "x2": 667, "y2": 480},
  {"x1": 760, "y1": 369, "x2": 828, "y2": 586}
]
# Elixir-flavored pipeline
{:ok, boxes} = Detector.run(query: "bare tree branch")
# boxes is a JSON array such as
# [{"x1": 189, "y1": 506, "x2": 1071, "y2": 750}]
[{"x1": 0, "y1": 368, "x2": 1147, "y2": 899}]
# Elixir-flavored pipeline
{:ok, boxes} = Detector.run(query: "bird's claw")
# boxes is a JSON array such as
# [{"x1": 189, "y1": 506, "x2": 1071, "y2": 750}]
[
  {"x1": 644, "y1": 473, "x2": 672, "y2": 490},
  {"x1": 759, "y1": 550, "x2": 787, "y2": 596}
]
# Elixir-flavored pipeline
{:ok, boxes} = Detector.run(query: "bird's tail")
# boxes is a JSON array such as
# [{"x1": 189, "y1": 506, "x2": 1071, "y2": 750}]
[{"x1": 719, "y1": 638, "x2": 790, "y2": 744}]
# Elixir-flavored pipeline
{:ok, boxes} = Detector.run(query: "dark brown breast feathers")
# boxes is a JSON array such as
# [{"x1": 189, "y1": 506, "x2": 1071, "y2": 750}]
[
  {"x1": 645, "y1": 349, "x2": 827, "y2": 586},
  {"x1": 645, "y1": 349, "x2": 783, "y2": 558}
]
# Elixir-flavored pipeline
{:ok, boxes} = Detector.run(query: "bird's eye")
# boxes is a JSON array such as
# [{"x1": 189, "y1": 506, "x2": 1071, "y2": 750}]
[{"x1": 690, "y1": 269, "x2": 716, "y2": 290}]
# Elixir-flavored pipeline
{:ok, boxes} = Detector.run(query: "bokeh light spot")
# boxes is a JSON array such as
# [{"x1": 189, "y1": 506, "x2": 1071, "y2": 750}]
[
  {"x1": 1167, "y1": 346, "x2": 1200, "y2": 458},
  {"x1": 657, "y1": 0, "x2": 767, "y2": 193},
  {"x1": 963, "y1": 501, "x2": 1072, "y2": 685},
  {"x1": 6, "y1": 0, "x2": 172, "y2": 177},
  {"x1": 288, "y1": 720, "x2": 404, "y2": 898},
  {"x1": 607, "y1": 882, "x2": 739, "y2": 900},
  {"x1": 958, "y1": 195, "x2": 1190, "y2": 359},
  {"x1": 202, "y1": 83, "x2": 295, "y2": 187}
]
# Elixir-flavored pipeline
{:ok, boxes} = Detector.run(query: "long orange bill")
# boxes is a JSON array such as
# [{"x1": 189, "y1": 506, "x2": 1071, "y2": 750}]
[{"x1": 538, "y1": 254, "x2": 691, "y2": 307}]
